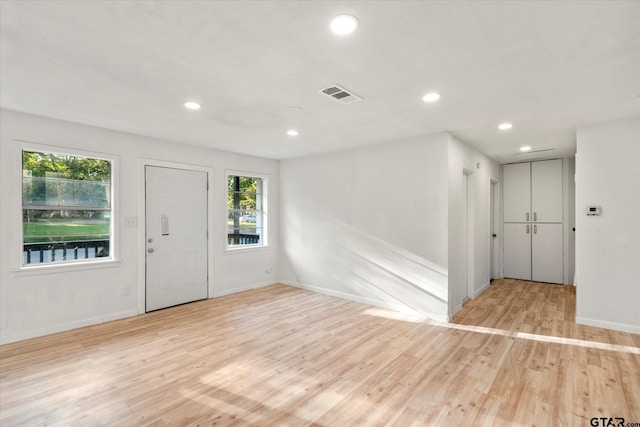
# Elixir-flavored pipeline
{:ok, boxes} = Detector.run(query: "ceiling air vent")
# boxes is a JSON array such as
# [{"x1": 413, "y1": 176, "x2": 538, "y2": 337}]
[
  {"x1": 510, "y1": 148, "x2": 556, "y2": 156},
  {"x1": 319, "y1": 84, "x2": 362, "y2": 104},
  {"x1": 497, "y1": 148, "x2": 558, "y2": 163}
]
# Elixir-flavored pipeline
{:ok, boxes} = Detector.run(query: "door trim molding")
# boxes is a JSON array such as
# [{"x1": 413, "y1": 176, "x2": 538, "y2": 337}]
[
  {"x1": 137, "y1": 159, "x2": 214, "y2": 315},
  {"x1": 463, "y1": 169, "x2": 474, "y2": 303}
]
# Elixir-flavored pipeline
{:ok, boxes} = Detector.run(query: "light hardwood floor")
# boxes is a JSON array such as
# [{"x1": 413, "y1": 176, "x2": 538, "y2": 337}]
[{"x1": 1, "y1": 279, "x2": 639, "y2": 426}]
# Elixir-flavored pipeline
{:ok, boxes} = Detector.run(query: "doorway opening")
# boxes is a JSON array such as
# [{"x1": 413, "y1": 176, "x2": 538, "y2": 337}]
[
  {"x1": 463, "y1": 169, "x2": 474, "y2": 303},
  {"x1": 490, "y1": 179, "x2": 500, "y2": 280}
]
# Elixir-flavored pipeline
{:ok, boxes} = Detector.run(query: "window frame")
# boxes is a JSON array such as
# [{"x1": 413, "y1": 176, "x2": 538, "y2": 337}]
[
  {"x1": 225, "y1": 170, "x2": 269, "y2": 252},
  {"x1": 17, "y1": 142, "x2": 119, "y2": 271}
]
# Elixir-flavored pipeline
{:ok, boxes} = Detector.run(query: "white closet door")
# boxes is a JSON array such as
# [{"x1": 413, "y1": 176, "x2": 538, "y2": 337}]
[
  {"x1": 531, "y1": 159, "x2": 563, "y2": 223},
  {"x1": 532, "y1": 223, "x2": 563, "y2": 284},
  {"x1": 503, "y1": 162, "x2": 531, "y2": 223},
  {"x1": 503, "y1": 223, "x2": 532, "y2": 280}
]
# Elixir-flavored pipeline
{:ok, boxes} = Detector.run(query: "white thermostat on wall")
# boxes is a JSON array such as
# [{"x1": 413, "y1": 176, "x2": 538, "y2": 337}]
[{"x1": 586, "y1": 206, "x2": 602, "y2": 216}]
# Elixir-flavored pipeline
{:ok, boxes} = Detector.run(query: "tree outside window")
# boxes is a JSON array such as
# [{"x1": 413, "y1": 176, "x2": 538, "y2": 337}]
[
  {"x1": 22, "y1": 150, "x2": 112, "y2": 265},
  {"x1": 227, "y1": 175, "x2": 266, "y2": 247}
]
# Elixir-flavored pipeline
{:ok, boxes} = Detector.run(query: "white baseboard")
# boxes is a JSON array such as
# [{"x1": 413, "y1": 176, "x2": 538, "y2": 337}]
[
  {"x1": 282, "y1": 279, "x2": 410, "y2": 313},
  {"x1": 475, "y1": 281, "x2": 491, "y2": 298},
  {"x1": 1, "y1": 280, "x2": 279, "y2": 345},
  {"x1": 576, "y1": 316, "x2": 640, "y2": 335},
  {"x1": 450, "y1": 303, "x2": 463, "y2": 318},
  {"x1": 281, "y1": 280, "x2": 449, "y2": 323},
  {"x1": 448, "y1": 281, "x2": 490, "y2": 320},
  {"x1": 0, "y1": 308, "x2": 139, "y2": 345},
  {"x1": 213, "y1": 280, "x2": 275, "y2": 298}
]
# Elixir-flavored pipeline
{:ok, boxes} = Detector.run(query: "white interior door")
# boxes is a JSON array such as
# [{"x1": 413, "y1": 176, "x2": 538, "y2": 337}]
[
  {"x1": 463, "y1": 171, "x2": 470, "y2": 301},
  {"x1": 145, "y1": 166, "x2": 208, "y2": 312},
  {"x1": 503, "y1": 162, "x2": 531, "y2": 223},
  {"x1": 531, "y1": 159, "x2": 563, "y2": 223},
  {"x1": 490, "y1": 180, "x2": 496, "y2": 279},
  {"x1": 532, "y1": 223, "x2": 564, "y2": 284},
  {"x1": 503, "y1": 223, "x2": 532, "y2": 280}
]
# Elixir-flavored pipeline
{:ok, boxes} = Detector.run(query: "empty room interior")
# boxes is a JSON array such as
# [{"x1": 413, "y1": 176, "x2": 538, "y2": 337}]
[{"x1": 1, "y1": 1, "x2": 639, "y2": 426}]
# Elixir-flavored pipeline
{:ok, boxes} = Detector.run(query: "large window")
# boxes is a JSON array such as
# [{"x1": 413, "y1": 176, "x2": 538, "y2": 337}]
[
  {"x1": 227, "y1": 174, "x2": 266, "y2": 248},
  {"x1": 22, "y1": 149, "x2": 113, "y2": 266}
]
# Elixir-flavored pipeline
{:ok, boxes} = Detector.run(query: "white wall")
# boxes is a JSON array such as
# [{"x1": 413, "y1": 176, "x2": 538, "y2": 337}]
[
  {"x1": 575, "y1": 115, "x2": 640, "y2": 334},
  {"x1": 448, "y1": 136, "x2": 501, "y2": 316},
  {"x1": 0, "y1": 109, "x2": 279, "y2": 344},
  {"x1": 279, "y1": 133, "x2": 450, "y2": 321}
]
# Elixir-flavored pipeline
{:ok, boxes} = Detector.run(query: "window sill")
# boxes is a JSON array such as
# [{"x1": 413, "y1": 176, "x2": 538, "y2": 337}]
[
  {"x1": 11, "y1": 258, "x2": 122, "y2": 276},
  {"x1": 224, "y1": 245, "x2": 271, "y2": 255}
]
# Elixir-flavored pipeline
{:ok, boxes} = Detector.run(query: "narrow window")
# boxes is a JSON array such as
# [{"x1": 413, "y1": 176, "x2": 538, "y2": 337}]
[
  {"x1": 227, "y1": 175, "x2": 266, "y2": 248},
  {"x1": 22, "y1": 150, "x2": 113, "y2": 266}
]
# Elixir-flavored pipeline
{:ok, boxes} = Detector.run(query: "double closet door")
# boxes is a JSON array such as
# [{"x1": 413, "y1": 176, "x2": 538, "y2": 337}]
[{"x1": 503, "y1": 159, "x2": 564, "y2": 284}]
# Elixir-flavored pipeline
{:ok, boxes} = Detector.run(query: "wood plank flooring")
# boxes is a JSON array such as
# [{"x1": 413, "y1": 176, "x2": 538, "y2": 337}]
[{"x1": 1, "y1": 279, "x2": 639, "y2": 426}]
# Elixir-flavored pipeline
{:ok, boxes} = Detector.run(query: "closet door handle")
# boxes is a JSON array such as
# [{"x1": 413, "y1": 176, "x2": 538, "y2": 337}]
[
  {"x1": 534, "y1": 225, "x2": 537, "y2": 234},
  {"x1": 526, "y1": 212, "x2": 530, "y2": 222},
  {"x1": 533, "y1": 212, "x2": 537, "y2": 222},
  {"x1": 526, "y1": 224, "x2": 530, "y2": 234}
]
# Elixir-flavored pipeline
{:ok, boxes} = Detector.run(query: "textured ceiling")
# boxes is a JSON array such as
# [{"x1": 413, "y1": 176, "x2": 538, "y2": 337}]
[{"x1": 1, "y1": 1, "x2": 639, "y2": 161}]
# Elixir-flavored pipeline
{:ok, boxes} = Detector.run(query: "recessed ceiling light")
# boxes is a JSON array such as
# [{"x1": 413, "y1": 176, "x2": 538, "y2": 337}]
[
  {"x1": 330, "y1": 15, "x2": 359, "y2": 36},
  {"x1": 184, "y1": 101, "x2": 201, "y2": 110},
  {"x1": 498, "y1": 123, "x2": 513, "y2": 130},
  {"x1": 520, "y1": 146, "x2": 532, "y2": 152},
  {"x1": 287, "y1": 129, "x2": 299, "y2": 136},
  {"x1": 422, "y1": 92, "x2": 442, "y2": 103}
]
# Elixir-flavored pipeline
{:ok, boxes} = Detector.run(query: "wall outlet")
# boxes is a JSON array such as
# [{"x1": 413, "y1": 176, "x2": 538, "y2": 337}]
[
  {"x1": 123, "y1": 285, "x2": 131, "y2": 296},
  {"x1": 265, "y1": 265, "x2": 273, "y2": 274},
  {"x1": 124, "y1": 216, "x2": 138, "y2": 228}
]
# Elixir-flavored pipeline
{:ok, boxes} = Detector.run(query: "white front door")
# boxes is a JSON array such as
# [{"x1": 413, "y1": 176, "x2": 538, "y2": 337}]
[{"x1": 145, "y1": 166, "x2": 208, "y2": 312}]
